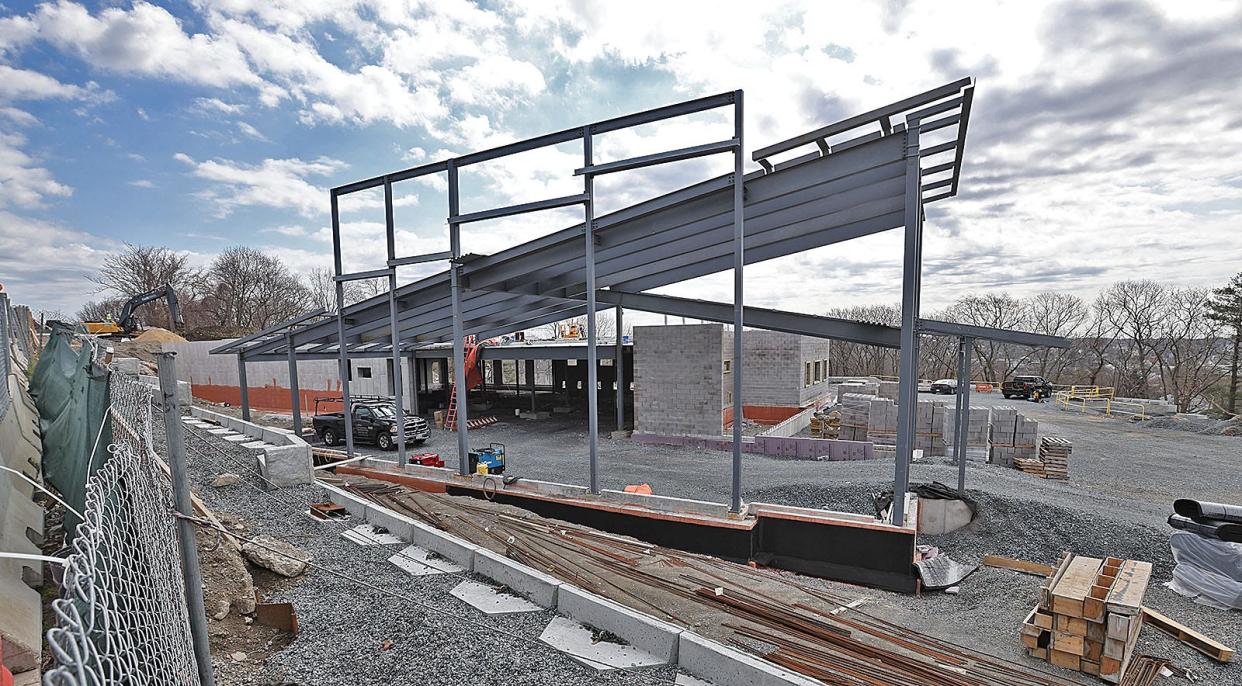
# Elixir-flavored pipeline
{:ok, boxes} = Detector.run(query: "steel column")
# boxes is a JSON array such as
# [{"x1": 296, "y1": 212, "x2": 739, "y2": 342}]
[
  {"x1": 583, "y1": 125, "x2": 601, "y2": 494},
  {"x1": 614, "y1": 305, "x2": 624, "y2": 431},
  {"x1": 408, "y1": 352, "x2": 420, "y2": 416},
  {"x1": 892, "y1": 125, "x2": 923, "y2": 527},
  {"x1": 384, "y1": 179, "x2": 407, "y2": 470},
  {"x1": 236, "y1": 353, "x2": 251, "y2": 422},
  {"x1": 730, "y1": 91, "x2": 745, "y2": 514},
  {"x1": 157, "y1": 352, "x2": 215, "y2": 686},
  {"x1": 527, "y1": 359, "x2": 536, "y2": 412},
  {"x1": 956, "y1": 336, "x2": 973, "y2": 493},
  {"x1": 331, "y1": 192, "x2": 356, "y2": 460},
  {"x1": 449, "y1": 161, "x2": 470, "y2": 475},
  {"x1": 285, "y1": 333, "x2": 301, "y2": 436}
]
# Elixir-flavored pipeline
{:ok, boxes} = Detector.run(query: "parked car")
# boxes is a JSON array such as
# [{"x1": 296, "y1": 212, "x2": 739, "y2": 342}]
[
  {"x1": 929, "y1": 378, "x2": 957, "y2": 394},
  {"x1": 1001, "y1": 375, "x2": 1053, "y2": 401},
  {"x1": 312, "y1": 401, "x2": 430, "y2": 450}
]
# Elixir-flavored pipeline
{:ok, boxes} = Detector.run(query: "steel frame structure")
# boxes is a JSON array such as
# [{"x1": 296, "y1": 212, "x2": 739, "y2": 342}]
[{"x1": 211, "y1": 77, "x2": 1069, "y2": 525}]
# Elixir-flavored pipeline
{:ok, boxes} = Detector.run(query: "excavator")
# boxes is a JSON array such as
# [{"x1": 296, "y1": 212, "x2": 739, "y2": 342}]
[{"x1": 83, "y1": 284, "x2": 184, "y2": 337}]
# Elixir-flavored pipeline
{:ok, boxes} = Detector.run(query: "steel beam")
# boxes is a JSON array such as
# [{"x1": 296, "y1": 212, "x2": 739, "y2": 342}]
[
  {"x1": 575, "y1": 138, "x2": 738, "y2": 176},
  {"x1": 584, "y1": 125, "x2": 600, "y2": 494},
  {"x1": 331, "y1": 192, "x2": 356, "y2": 460},
  {"x1": 237, "y1": 354, "x2": 250, "y2": 422},
  {"x1": 615, "y1": 306, "x2": 624, "y2": 431},
  {"x1": 388, "y1": 251, "x2": 453, "y2": 268},
  {"x1": 449, "y1": 161, "x2": 470, "y2": 476},
  {"x1": 919, "y1": 319, "x2": 1069, "y2": 349},
  {"x1": 730, "y1": 92, "x2": 745, "y2": 515},
  {"x1": 448, "y1": 193, "x2": 589, "y2": 225},
  {"x1": 286, "y1": 332, "x2": 302, "y2": 436},
  {"x1": 892, "y1": 124, "x2": 923, "y2": 528},
  {"x1": 955, "y1": 336, "x2": 973, "y2": 493},
  {"x1": 384, "y1": 178, "x2": 407, "y2": 471}
]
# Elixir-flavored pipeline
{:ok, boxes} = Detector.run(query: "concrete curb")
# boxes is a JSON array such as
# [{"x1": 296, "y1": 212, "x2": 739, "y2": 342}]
[
  {"x1": 557, "y1": 585, "x2": 681, "y2": 663},
  {"x1": 318, "y1": 482, "x2": 824, "y2": 683},
  {"x1": 473, "y1": 548, "x2": 561, "y2": 609},
  {"x1": 678, "y1": 632, "x2": 824, "y2": 686}
]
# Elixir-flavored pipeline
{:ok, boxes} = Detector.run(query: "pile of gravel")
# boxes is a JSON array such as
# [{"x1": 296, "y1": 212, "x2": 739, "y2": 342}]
[{"x1": 1143, "y1": 414, "x2": 1241, "y2": 436}]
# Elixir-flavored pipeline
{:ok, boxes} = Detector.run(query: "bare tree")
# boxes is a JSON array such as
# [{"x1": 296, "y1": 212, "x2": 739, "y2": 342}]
[
  {"x1": 1099, "y1": 280, "x2": 1167, "y2": 398},
  {"x1": 202, "y1": 246, "x2": 311, "y2": 330},
  {"x1": 90, "y1": 243, "x2": 199, "y2": 328},
  {"x1": 76, "y1": 297, "x2": 126, "y2": 324},
  {"x1": 825, "y1": 304, "x2": 901, "y2": 377},
  {"x1": 1207, "y1": 271, "x2": 1242, "y2": 413},
  {"x1": 1078, "y1": 296, "x2": 1119, "y2": 387},
  {"x1": 948, "y1": 293, "x2": 1031, "y2": 382},
  {"x1": 1157, "y1": 288, "x2": 1226, "y2": 412},
  {"x1": 1027, "y1": 291, "x2": 1089, "y2": 383},
  {"x1": 304, "y1": 267, "x2": 387, "y2": 311}
]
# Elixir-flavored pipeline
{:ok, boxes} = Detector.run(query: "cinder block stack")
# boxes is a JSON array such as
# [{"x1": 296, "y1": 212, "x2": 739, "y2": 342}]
[
  {"x1": 944, "y1": 407, "x2": 991, "y2": 462},
  {"x1": 837, "y1": 393, "x2": 876, "y2": 441},
  {"x1": 877, "y1": 380, "x2": 900, "y2": 400},
  {"x1": 990, "y1": 406, "x2": 1038, "y2": 466},
  {"x1": 866, "y1": 398, "x2": 898, "y2": 446},
  {"x1": 1021, "y1": 553, "x2": 1150, "y2": 682},
  {"x1": 914, "y1": 401, "x2": 946, "y2": 456}
]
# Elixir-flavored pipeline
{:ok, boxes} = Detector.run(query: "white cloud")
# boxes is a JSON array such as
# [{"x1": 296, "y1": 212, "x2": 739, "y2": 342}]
[
  {"x1": 193, "y1": 96, "x2": 246, "y2": 115},
  {"x1": 128, "y1": 179, "x2": 155, "y2": 188},
  {"x1": 29, "y1": 0, "x2": 264, "y2": 89},
  {"x1": 237, "y1": 121, "x2": 269, "y2": 141},
  {"x1": 0, "y1": 64, "x2": 108, "y2": 102},
  {"x1": 0, "y1": 107, "x2": 37, "y2": 126},
  {"x1": 0, "y1": 211, "x2": 116, "y2": 312},
  {"x1": 0, "y1": 132, "x2": 73, "y2": 208},
  {"x1": 174, "y1": 152, "x2": 347, "y2": 217}
]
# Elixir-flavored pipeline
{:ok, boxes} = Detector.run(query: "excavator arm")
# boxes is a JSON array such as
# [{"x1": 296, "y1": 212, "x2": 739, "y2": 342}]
[{"x1": 85, "y1": 284, "x2": 184, "y2": 335}]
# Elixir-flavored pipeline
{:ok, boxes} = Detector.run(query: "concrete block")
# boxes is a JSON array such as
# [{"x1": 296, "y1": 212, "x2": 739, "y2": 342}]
[
  {"x1": 260, "y1": 444, "x2": 313, "y2": 488},
  {"x1": 473, "y1": 548, "x2": 560, "y2": 608},
  {"x1": 917, "y1": 498, "x2": 974, "y2": 535},
  {"x1": 677, "y1": 632, "x2": 822, "y2": 686},
  {"x1": 408, "y1": 520, "x2": 478, "y2": 571},
  {"x1": 363, "y1": 502, "x2": 417, "y2": 541},
  {"x1": 319, "y1": 481, "x2": 369, "y2": 520},
  {"x1": 557, "y1": 585, "x2": 681, "y2": 663}
]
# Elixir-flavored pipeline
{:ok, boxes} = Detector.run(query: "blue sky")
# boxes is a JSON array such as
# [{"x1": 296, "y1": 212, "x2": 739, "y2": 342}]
[{"x1": 1, "y1": 0, "x2": 1240, "y2": 318}]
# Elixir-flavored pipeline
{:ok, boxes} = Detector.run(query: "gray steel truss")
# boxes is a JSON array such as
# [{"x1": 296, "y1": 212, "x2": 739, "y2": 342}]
[{"x1": 205, "y1": 77, "x2": 1067, "y2": 526}]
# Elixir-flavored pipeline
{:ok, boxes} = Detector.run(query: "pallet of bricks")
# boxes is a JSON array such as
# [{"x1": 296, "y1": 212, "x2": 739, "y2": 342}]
[
  {"x1": 944, "y1": 406, "x2": 990, "y2": 462},
  {"x1": 1015, "y1": 436, "x2": 1072, "y2": 479},
  {"x1": 990, "y1": 405, "x2": 1038, "y2": 467},
  {"x1": 1021, "y1": 552, "x2": 1152, "y2": 682}
]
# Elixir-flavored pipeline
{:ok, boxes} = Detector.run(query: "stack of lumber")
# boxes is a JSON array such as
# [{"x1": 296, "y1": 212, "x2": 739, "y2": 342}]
[
  {"x1": 809, "y1": 410, "x2": 840, "y2": 439},
  {"x1": 1021, "y1": 553, "x2": 1151, "y2": 682},
  {"x1": 1039, "y1": 437, "x2": 1071, "y2": 479}
]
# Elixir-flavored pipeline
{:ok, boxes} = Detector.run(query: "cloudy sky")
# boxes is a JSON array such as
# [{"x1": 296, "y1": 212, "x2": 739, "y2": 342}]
[{"x1": 1, "y1": 0, "x2": 1239, "y2": 321}]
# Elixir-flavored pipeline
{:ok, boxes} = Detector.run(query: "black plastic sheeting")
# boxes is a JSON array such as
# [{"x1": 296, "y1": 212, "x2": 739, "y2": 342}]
[
  {"x1": 1174, "y1": 498, "x2": 1242, "y2": 524},
  {"x1": 1168, "y1": 514, "x2": 1242, "y2": 543},
  {"x1": 915, "y1": 554, "x2": 977, "y2": 590},
  {"x1": 873, "y1": 481, "x2": 977, "y2": 520}
]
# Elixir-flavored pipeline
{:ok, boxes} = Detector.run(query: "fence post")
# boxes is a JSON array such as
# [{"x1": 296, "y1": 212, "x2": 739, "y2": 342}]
[{"x1": 157, "y1": 352, "x2": 216, "y2": 686}]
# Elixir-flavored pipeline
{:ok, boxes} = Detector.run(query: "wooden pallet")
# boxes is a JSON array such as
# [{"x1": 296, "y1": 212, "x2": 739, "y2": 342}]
[{"x1": 1023, "y1": 552, "x2": 1151, "y2": 683}]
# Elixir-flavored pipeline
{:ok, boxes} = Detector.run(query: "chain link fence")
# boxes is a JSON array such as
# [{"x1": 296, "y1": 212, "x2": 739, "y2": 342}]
[{"x1": 42, "y1": 369, "x2": 203, "y2": 686}]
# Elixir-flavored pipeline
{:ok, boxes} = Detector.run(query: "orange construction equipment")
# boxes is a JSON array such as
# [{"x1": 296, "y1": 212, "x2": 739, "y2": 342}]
[
  {"x1": 444, "y1": 341, "x2": 485, "y2": 430},
  {"x1": 624, "y1": 483, "x2": 653, "y2": 495}
]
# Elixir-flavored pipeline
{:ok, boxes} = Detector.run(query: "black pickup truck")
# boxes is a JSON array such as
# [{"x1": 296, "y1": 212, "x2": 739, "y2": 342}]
[
  {"x1": 312, "y1": 401, "x2": 430, "y2": 450},
  {"x1": 1001, "y1": 375, "x2": 1053, "y2": 401}
]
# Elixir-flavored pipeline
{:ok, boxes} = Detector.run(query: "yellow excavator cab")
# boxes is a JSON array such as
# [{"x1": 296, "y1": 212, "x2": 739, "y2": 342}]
[{"x1": 83, "y1": 321, "x2": 124, "y2": 335}]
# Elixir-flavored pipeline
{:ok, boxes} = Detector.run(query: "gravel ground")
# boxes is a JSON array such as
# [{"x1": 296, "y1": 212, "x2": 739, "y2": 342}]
[
  {"x1": 176, "y1": 421, "x2": 680, "y2": 686},
  {"x1": 238, "y1": 389, "x2": 1242, "y2": 683}
]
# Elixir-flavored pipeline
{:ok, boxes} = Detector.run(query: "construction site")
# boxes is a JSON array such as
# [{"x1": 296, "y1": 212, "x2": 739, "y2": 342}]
[{"x1": 3, "y1": 19, "x2": 1242, "y2": 686}]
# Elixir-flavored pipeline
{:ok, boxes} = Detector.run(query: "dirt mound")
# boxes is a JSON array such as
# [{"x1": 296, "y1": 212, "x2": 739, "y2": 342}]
[{"x1": 134, "y1": 327, "x2": 187, "y2": 344}]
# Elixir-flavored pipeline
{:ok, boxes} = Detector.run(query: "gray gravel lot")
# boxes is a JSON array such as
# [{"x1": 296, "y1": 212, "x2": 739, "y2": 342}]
[
  {"x1": 178, "y1": 421, "x2": 680, "y2": 686},
  {"x1": 250, "y1": 389, "x2": 1242, "y2": 683}
]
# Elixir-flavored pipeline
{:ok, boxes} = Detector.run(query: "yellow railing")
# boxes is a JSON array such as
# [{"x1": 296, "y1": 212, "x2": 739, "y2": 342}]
[{"x1": 1053, "y1": 386, "x2": 1145, "y2": 419}]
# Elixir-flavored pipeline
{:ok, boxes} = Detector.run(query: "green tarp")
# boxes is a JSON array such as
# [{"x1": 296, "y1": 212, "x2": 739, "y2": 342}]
[{"x1": 29, "y1": 322, "x2": 112, "y2": 537}]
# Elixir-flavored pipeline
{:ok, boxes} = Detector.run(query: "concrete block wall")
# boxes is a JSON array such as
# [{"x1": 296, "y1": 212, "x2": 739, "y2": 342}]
[
  {"x1": 944, "y1": 406, "x2": 992, "y2": 462},
  {"x1": 739, "y1": 330, "x2": 803, "y2": 406},
  {"x1": 798, "y1": 336, "x2": 832, "y2": 406},
  {"x1": 990, "y1": 406, "x2": 1038, "y2": 466},
  {"x1": 634, "y1": 324, "x2": 724, "y2": 436}
]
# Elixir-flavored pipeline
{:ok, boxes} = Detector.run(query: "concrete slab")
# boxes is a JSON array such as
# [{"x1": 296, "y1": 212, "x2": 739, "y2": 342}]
[
  {"x1": 677, "y1": 632, "x2": 822, "y2": 686},
  {"x1": 556, "y1": 585, "x2": 681, "y2": 663},
  {"x1": 539, "y1": 616, "x2": 665, "y2": 671},
  {"x1": 341, "y1": 524, "x2": 404, "y2": 546},
  {"x1": 206, "y1": 428, "x2": 233, "y2": 435},
  {"x1": 407, "y1": 520, "x2": 479, "y2": 571},
  {"x1": 676, "y1": 674, "x2": 713, "y2": 686},
  {"x1": 240, "y1": 441, "x2": 268, "y2": 449},
  {"x1": 473, "y1": 548, "x2": 561, "y2": 609},
  {"x1": 388, "y1": 544, "x2": 464, "y2": 576},
  {"x1": 450, "y1": 580, "x2": 542, "y2": 614},
  {"x1": 917, "y1": 498, "x2": 974, "y2": 535}
]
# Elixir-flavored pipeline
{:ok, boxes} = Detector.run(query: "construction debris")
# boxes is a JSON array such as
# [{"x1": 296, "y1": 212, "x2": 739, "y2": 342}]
[
  {"x1": 339, "y1": 477, "x2": 1084, "y2": 686},
  {"x1": 1015, "y1": 436, "x2": 1072, "y2": 479},
  {"x1": 1117, "y1": 655, "x2": 1171, "y2": 686},
  {"x1": 982, "y1": 554, "x2": 1056, "y2": 577},
  {"x1": 242, "y1": 535, "x2": 312, "y2": 577},
  {"x1": 1141, "y1": 606, "x2": 1235, "y2": 663},
  {"x1": 1023, "y1": 552, "x2": 1152, "y2": 682}
]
